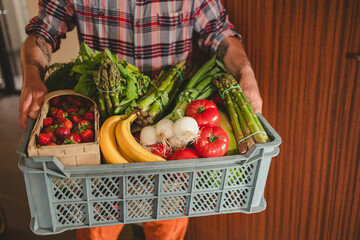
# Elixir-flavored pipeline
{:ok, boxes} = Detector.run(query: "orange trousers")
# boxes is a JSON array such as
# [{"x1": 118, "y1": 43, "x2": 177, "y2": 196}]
[{"x1": 77, "y1": 218, "x2": 189, "y2": 240}]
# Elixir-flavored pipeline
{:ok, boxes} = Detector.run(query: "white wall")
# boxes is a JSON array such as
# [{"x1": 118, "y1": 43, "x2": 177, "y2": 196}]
[{"x1": 2, "y1": 0, "x2": 28, "y2": 51}]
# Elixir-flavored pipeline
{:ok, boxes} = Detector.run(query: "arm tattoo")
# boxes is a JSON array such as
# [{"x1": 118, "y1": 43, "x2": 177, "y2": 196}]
[
  {"x1": 34, "y1": 34, "x2": 51, "y2": 63},
  {"x1": 217, "y1": 40, "x2": 229, "y2": 60}
]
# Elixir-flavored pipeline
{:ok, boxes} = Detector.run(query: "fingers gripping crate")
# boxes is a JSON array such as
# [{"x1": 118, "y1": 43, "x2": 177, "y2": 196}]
[{"x1": 17, "y1": 114, "x2": 281, "y2": 235}]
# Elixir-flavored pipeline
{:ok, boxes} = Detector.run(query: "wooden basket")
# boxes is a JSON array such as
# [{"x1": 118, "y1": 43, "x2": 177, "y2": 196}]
[{"x1": 27, "y1": 90, "x2": 101, "y2": 166}]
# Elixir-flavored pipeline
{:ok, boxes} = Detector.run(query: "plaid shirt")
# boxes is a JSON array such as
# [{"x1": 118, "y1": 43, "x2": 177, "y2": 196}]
[{"x1": 26, "y1": 0, "x2": 240, "y2": 75}]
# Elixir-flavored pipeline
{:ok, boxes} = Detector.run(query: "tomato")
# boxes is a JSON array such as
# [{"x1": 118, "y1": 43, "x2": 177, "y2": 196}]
[
  {"x1": 186, "y1": 99, "x2": 220, "y2": 127},
  {"x1": 194, "y1": 126, "x2": 229, "y2": 158},
  {"x1": 148, "y1": 143, "x2": 172, "y2": 160},
  {"x1": 170, "y1": 148, "x2": 200, "y2": 160}
]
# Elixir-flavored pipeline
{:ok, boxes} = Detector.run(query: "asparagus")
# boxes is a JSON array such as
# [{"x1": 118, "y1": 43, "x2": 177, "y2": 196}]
[
  {"x1": 137, "y1": 73, "x2": 169, "y2": 110},
  {"x1": 135, "y1": 61, "x2": 187, "y2": 126},
  {"x1": 141, "y1": 70, "x2": 183, "y2": 125},
  {"x1": 238, "y1": 89, "x2": 270, "y2": 142},
  {"x1": 107, "y1": 60, "x2": 121, "y2": 109},
  {"x1": 141, "y1": 111, "x2": 149, "y2": 117},
  {"x1": 137, "y1": 61, "x2": 186, "y2": 110},
  {"x1": 93, "y1": 70, "x2": 108, "y2": 121},
  {"x1": 147, "y1": 116, "x2": 154, "y2": 124},
  {"x1": 214, "y1": 80, "x2": 247, "y2": 153},
  {"x1": 224, "y1": 75, "x2": 269, "y2": 143},
  {"x1": 99, "y1": 62, "x2": 114, "y2": 116},
  {"x1": 231, "y1": 94, "x2": 256, "y2": 149}
]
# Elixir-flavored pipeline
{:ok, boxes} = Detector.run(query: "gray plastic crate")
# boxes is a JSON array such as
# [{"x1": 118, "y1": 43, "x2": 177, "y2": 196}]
[{"x1": 17, "y1": 114, "x2": 281, "y2": 235}]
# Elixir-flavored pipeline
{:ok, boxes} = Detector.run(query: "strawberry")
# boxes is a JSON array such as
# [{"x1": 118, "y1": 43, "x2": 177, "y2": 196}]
[
  {"x1": 47, "y1": 132, "x2": 57, "y2": 143},
  {"x1": 43, "y1": 125, "x2": 58, "y2": 134},
  {"x1": 56, "y1": 110, "x2": 68, "y2": 119},
  {"x1": 65, "y1": 96, "x2": 74, "y2": 103},
  {"x1": 80, "y1": 129, "x2": 94, "y2": 142},
  {"x1": 83, "y1": 112, "x2": 94, "y2": 121},
  {"x1": 78, "y1": 120, "x2": 93, "y2": 130},
  {"x1": 56, "y1": 127, "x2": 70, "y2": 140},
  {"x1": 72, "y1": 98, "x2": 84, "y2": 108},
  {"x1": 57, "y1": 117, "x2": 66, "y2": 124},
  {"x1": 60, "y1": 100, "x2": 70, "y2": 109},
  {"x1": 46, "y1": 142, "x2": 57, "y2": 146},
  {"x1": 78, "y1": 108, "x2": 88, "y2": 116},
  {"x1": 66, "y1": 107, "x2": 79, "y2": 114},
  {"x1": 64, "y1": 119, "x2": 73, "y2": 130},
  {"x1": 72, "y1": 115, "x2": 83, "y2": 125},
  {"x1": 50, "y1": 96, "x2": 61, "y2": 107},
  {"x1": 50, "y1": 107, "x2": 58, "y2": 118},
  {"x1": 43, "y1": 117, "x2": 53, "y2": 127},
  {"x1": 64, "y1": 133, "x2": 82, "y2": 144},
  {"x1": 74, "y1": 127, "x2": 80, "y2": 135},
  {"x1": 38, "y1": 133, "x2": 51, "y2": 146}
]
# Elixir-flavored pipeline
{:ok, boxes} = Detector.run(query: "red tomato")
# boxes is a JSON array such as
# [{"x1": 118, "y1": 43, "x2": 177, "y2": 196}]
[
  {"x1": 194, "y1": 126, "x2": 229, "y2": 158},
  {"x1": 170, "y1": 148, "x2": 200, "y2": 160},
  {"x1": 148, "y1": 143, "x2": 172, "y2": 160},
  {"x1": 186, "y1": 100, "x2": 220, "y2": 127}
]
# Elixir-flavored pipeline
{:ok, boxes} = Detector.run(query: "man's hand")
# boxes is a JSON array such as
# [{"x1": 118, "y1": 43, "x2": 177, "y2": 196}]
[
  {"x1": 238, "y1": 65, "x2": 263, "y2": 113},
  {"x1": 19, "y1": 33, "x2": 52, "y2": 128},
  {"x1": 217, "y1": 36, "x2": 263, "y2": 113},
  {"x1": 19, "y1": 71, "x2": 48, "y2": 128}
]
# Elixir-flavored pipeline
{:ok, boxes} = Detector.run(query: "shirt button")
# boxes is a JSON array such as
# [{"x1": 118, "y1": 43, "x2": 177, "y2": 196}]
[
  {"x1": 99, "y1": 11, "x2": 104, "y2": 16},
  {"x1": 135, "y1": 21, "x2": 140, "y2": 27},
  {"x1": 136, "y1": 53, "x2": 141, "y2": 59}
]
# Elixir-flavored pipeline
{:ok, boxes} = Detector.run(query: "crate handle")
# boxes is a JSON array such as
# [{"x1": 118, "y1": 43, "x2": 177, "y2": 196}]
[
  {"x1": 256, "y1": 114, "x2": 282, "y2": 147},
  {"x1": 264, "y1": 147, "x2": 280, "y2": 158},
  {"x1": 17, "y1": 118, "x2": 36, "y2": 157},
  {"x1": 18, "y1": 157, "x2": 70, "y2": 178}
]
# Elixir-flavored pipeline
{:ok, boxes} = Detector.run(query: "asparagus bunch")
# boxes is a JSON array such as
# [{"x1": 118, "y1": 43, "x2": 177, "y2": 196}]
[
  {"x1": 213, "y1": 74, "x2": 270, "y2": 153},
  {"x1": 94, "y1": 59, "x2": 122, "y2": 121},
  {"x1": 71, "y1": 43, "x2": 152, "y2": 122},
  {"x1": 136, "y1": 60, "x2": 187, "y2": 126}
]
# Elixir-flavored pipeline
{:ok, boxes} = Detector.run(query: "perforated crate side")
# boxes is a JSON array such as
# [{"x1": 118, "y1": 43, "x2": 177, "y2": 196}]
[{"x1": 17, "y1": 114, "x2": 281, "y2": 235}]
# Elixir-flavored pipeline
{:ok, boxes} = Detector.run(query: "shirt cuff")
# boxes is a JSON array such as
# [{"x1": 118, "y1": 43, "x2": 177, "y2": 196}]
[{"x1": 25, "y1": 20, "x2": 61, "y2": 52}]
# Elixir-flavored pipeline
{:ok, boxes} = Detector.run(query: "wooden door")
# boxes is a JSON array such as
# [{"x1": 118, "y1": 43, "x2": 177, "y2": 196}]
[{"x1": 186, "y1": 0, "x2": 360, "y2": 239}]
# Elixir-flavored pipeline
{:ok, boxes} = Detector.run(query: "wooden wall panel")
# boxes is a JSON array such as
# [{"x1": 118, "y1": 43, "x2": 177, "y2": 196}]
[{"x1": 186, "y1": 0, "x2": 360, "y2": 239}]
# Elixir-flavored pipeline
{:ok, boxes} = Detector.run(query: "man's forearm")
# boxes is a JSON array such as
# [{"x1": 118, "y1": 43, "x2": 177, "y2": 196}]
[
  {"x1": 217, "y1": 36, "x2": 263, "y2": 113},
  {"x1": 21, "y1": 33, "x2": 52, "y2": 81},
  {"x1": 19, "y1": 33, "x2": 52, "y2": 127},
  {"x1": 217, "y1": 36, "x2": 252, "y2": 79}
]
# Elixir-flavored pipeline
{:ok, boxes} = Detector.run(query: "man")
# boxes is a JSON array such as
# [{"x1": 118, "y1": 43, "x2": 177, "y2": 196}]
[{"x1": 19, "y1": 0, "x2": 262, "y2": 239}]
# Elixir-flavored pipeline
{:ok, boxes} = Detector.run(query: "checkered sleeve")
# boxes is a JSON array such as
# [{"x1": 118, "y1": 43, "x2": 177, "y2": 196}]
[
  {"x1": 25, "y1": 0, "x2": 76, "y2": 52},
  {"x1": 193, "y1": 0, "x2": 242, "y2": 54}
]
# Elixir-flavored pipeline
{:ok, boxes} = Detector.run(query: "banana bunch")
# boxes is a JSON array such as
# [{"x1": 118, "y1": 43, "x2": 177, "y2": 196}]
[{"x1": 100, "y1": 113, "x2": 166, "y2": 164}]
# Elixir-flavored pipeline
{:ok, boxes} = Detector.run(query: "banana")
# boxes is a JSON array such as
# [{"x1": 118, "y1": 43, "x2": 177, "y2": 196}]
[
  {"x1": 115, "y1": 113, "x2": 166, "y2": 162},
  {"x1": 117, "y1": 141, "x2": 134, "y2": 163},
  {"x1": 100, "y1": 115, "x2": 130, "y2": 164}
]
